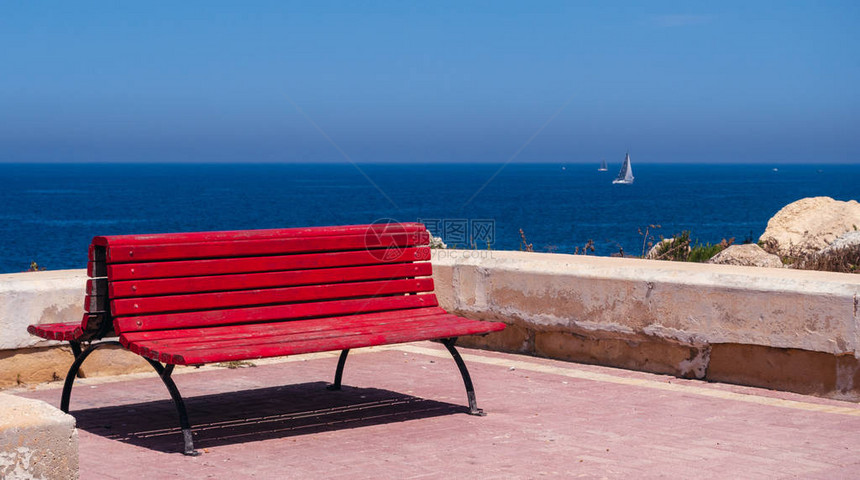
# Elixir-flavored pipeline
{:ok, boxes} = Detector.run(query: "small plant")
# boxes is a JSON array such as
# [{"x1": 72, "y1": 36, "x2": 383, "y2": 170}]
[
  {"x1": 653, "y1": 231, "x2": 692, "y2": 261},
  {"x1": 28, "y1": 261, "x2": 46, "y2": 272},
  {"x1": 638, "y1": 224, "x2": 661, "y2": 257},
  {"x1": 795, "y1": 245, "x2": 860, "y2": 274},
  {"x1": 574, "y1": 239, "x2": 595, "y2": 255},
  {"x1": 653, "y1": 231, "x2": 733, "y2": 262},
  {"x1": 519, "y1": 229, "x2": 534, "y2": 252},
  {"x1": 688, "y1": 238, "x2": 733, "y2": 263},
  {"x1": 760, "y1": 238, "x2": 802, "y2": 266}
]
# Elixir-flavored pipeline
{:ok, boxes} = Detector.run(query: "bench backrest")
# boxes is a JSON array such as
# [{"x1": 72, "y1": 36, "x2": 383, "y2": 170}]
[{"x1": 82, "y1": 223, "x2": 435, "y2": 338}]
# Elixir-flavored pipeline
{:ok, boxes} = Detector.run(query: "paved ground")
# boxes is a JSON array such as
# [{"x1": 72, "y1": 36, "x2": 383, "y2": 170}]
[{"x1": 9, "y1": 341, "x2": 860, "y2": 479}]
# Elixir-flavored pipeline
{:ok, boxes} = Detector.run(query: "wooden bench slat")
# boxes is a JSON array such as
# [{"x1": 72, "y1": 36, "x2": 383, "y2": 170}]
[
  {"x1": 121, "y1": 307, "x2": 446, "y2": 343},
  {"x1": 91, "y1": 223, "x2": 425, "y2": 249},
  {"x1": 86, "y1": 279, "x2": 109, "y2": 297},
  {"x1": 120, "y1": 307, "x2": 449, "y2": 353},
  {"x1": 134, "y1": 313, "x2": 459, "y2": 359},
  {"x1": 104, "y1": 247, "x2": 430, "y2": 281},
  {"x1": 87, "y1": 260, "x2": 107, "y2": 278},
  {"x1": 111, "y1": 277, "x2": 435, "y2": 316},
  {"x1": 145, "y1": 314, "x2": 467, "y2": 357},
  {"x1": 113, "y1": 294, "x2": 439, "y2": 332},
  {"x1": 27, "y1": 323, "x2": 84, "y2": 341},
  {"x1": 105, "y1": 231, "x2": 429, "y2": 263},
  {"x1": 157, "y1": 317, "x2": 505, "y2": 365},
  {"x1": 146, "y1": 315, "x2": 469, "y2": 363},
  {"x1": 84, "y1": 295, "x2": 107, "y2": 313},
  {"x1": 109, "y1": 262, "x2": 433, "y2": 298},
  {"x1": 27, "y1": 313, "x2": 112, "y2": 342}
]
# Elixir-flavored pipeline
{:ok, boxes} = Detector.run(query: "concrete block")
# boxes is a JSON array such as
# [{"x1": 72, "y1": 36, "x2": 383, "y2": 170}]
[
  {"x1": 0, "y1": 270, "x2": 87, "y2": 350},
  {"x1": 432, "y1": 249, "x2": 860, "y2": 399},
  {"x1": 0, "y1": 393, "x2": 78, "y2": 480}
]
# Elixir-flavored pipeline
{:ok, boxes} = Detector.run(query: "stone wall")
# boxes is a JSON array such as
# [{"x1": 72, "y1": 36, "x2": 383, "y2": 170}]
[
  {"x1": 2, "y1": 253, "x2": 859, "y2": 399},
  {"x1": 432, "y1": 249, "x2": 860, "y2": 400},
  {"x1": 0, "y1": 270, "x2": 151, "y2": 387}
]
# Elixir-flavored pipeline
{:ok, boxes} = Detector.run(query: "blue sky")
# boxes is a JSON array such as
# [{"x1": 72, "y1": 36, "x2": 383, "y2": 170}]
[{"x1": 1, "y1": 1, "x2": 857, "y2": 163}]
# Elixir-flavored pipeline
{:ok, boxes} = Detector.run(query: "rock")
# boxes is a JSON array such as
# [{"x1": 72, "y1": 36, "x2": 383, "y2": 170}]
[
  {"x1": 645, "y1": 238, "x2": 690, "y2": 260},
  {"x1": 708, "y1": 244, "x2": 784, "y2": 268},
  {"x1": 645, "y1": 239, "x2": 671, "y2": 259},
  {"x1": 759, "y1": 197, "x2": 860, "y2": 257},
  {"x1": 819, "y1": 231, "x2": 860, "y2": 255}
]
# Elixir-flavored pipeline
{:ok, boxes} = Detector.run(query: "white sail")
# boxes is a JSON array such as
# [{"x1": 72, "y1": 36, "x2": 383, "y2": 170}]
[{"x1": 612, "y1": 152, "x2": 634, "y2": 184}]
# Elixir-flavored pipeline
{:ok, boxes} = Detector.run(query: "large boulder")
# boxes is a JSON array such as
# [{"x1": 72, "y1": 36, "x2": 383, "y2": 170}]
[
  {"x1": 708, "y1": 244, "x2": 784, "y2": 268},
  {"x1": 760, "y1": 197, "x2": 860, "y2": 257},
  {"x1": 819, "y1": 231, "x2": 860, "y2": 255}
]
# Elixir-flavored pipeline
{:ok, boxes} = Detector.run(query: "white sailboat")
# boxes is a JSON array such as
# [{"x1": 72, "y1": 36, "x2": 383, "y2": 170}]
[
  {"x1": 598, "y1": 159, "x2": 608, "y2": 171},
  {"x1": 612, "y1": 152, "x2": 634, "y2": 184}
]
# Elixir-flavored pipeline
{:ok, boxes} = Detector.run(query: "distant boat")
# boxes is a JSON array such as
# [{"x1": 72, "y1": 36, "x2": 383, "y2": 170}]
[
  {"x1": 612, "y1": 152, "x2": 634, "y2": 184},
  {"x1": 598, "y1": 159, "x2": 608, "y2": 171}
]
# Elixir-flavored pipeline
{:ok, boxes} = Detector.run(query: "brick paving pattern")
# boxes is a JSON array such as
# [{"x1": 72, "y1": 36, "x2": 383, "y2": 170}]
[{"x1": 11, "y1": 342, "x2": 860, "y2": 479}]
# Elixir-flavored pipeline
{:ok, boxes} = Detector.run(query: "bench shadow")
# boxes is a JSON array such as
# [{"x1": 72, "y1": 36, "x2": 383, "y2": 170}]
[{"x1": 72, "y1": 381, "x2": 465, "y2": 453}]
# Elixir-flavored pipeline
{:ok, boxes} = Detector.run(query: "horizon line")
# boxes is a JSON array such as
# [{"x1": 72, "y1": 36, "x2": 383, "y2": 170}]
[{"x1": 0, "y1": 161, "x2": 855, "y2": 167}]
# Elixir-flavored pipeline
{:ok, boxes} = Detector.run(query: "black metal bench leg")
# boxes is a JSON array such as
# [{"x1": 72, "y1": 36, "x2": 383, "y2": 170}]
[
  {"x1": 144, "y1": 360, "x2": 199, "y2": 456},
  {"x1": 69, "y1": 340, "x2": 82, "y2": 360},
  {"x1": 61, "y1": 340, "x2": 122, "y2": 413},
  {"x1": 68, "y1": 341, "x2": 86, "y2": 379},
  {"x1": 441, "y1": 338, "x2": 485, "y2": 416},
  {"x1": 327, "y1": 349, "x2": 350, "y2": 391}
]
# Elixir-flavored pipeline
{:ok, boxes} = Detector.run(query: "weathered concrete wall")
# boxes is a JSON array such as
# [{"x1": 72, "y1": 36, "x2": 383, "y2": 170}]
[
  {"x1": 0, "y1": 393, "x2": 78, "y2": 479},
  {"x1": 0, "y1": 270, "x2": 151, "y2": 388},
  {"x1": 432, "y1": 249, "x2": 860, "y2": 400},
  {"x1": 0, "y1": 270, "x2": 87, "y2": 350}
]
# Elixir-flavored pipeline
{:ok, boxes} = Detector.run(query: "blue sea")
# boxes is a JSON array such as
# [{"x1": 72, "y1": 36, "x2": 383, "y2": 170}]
[{"x1": 0, "y1": 163, "x2": 857, "y2": 274}]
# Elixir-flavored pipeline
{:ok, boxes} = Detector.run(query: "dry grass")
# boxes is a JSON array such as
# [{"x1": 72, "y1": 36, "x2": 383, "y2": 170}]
[
  {"x1": 574, "y1": 239, "x2": 595, "y2": 255},
  {"x1": 518, "y1": 228, "x2": 534, "y2": 252},
  {"x1": 760, "y1": 238, "x2": 859, "y2": 273},
  {"x1": 795, "y1": 245, "x2": 860, "y2": 274}
]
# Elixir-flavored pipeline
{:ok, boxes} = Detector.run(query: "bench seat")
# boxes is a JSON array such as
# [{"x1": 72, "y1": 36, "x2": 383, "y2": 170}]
[
  {"x1": 27, "y1": 223, "x2": 506, "y2": 455},
  {"x1": 121, "y1": 307, "x2": 498, "y2": 365}
]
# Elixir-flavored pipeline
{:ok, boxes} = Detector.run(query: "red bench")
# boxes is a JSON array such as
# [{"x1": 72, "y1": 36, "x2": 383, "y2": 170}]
[{"x1": 28, "y1": 223, "x2": 505, "y2": 455}]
